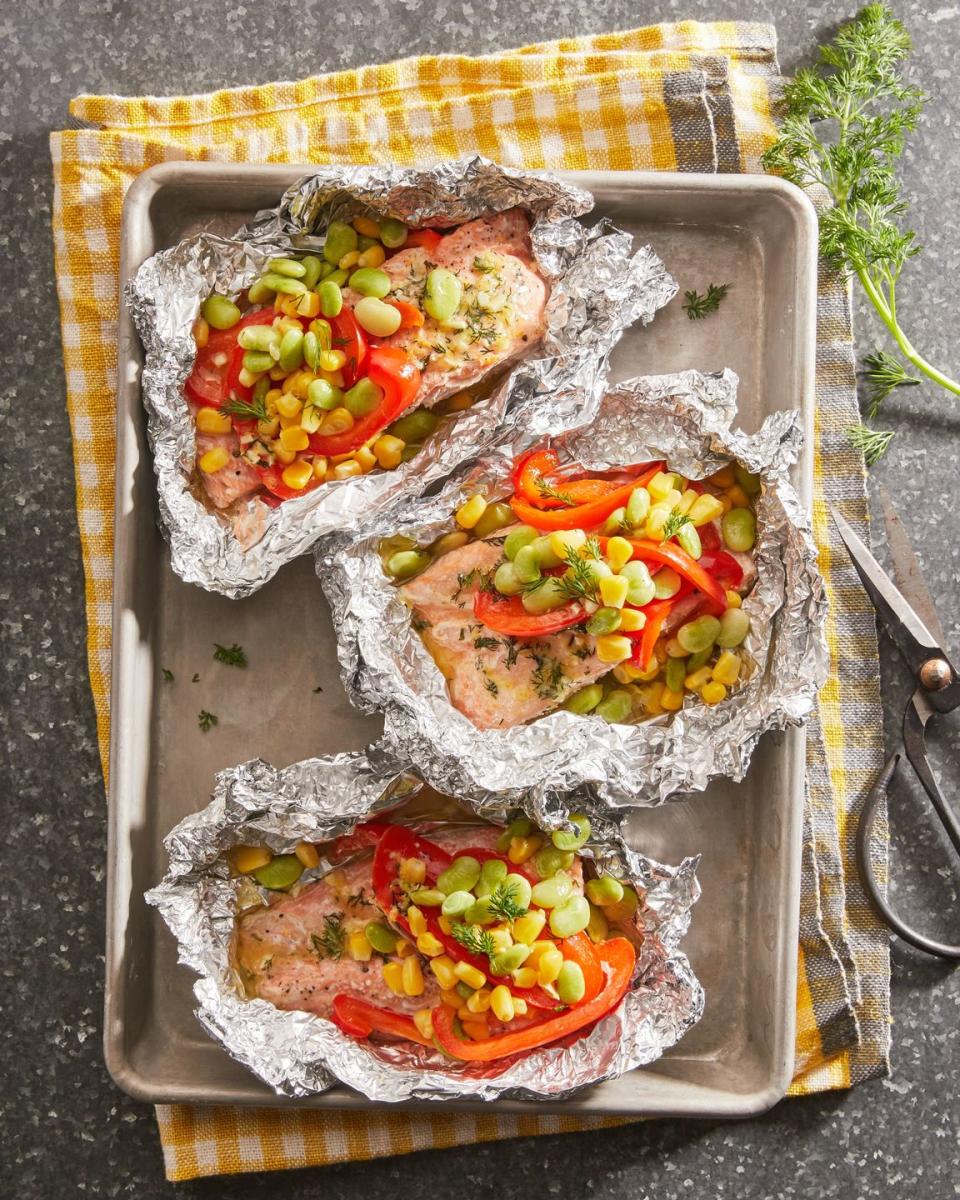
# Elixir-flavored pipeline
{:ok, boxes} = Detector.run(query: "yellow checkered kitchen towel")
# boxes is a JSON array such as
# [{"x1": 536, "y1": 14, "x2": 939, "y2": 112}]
[{"x1": 50, "y1": 20, "x2": 891, "y2": 1182}]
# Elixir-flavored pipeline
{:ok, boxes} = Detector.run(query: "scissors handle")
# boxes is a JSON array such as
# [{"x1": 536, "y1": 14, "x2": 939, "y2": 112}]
[{"x1": 856, "y1": 753, "x2": 960, "y2": 960}]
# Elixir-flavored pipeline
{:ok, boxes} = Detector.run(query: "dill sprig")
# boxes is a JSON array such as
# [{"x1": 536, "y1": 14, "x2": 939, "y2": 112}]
[
  {"x1": 449, "y1": 923, "x2": 496, "y2": 958},
  {"x1": 198, "y1": 709, "x2": 218, "y2": 732},
  {"x1": 311, "y1": 913, "x2": 345, "y2": 960},
  {"x1": 847, "y1": 423, "x2": 896, "y2": 466},
  {"x1": 555, "y1": 545, "x2": 601, "y2": 603},
  {"x1": 661, "y1": 509, "x2": 692, "y2": 543},
  {"x1": 222, "y1": 394, "x2": 268, "y2": 422},
  {"x1": 762, "y1": 4, "x2": 960, "y2": 465},
  {"x1": 487, "y1": 881, "x2": 529, "y2": 923},
  {"x1": 861, "y1": 349, "x2": 920, "y2": 417},
  {"x1": 682, "y1": 283, "x2": 730, "y2": 320},
  {"x1": 535, "y1": 477, "x2": 576, "y2": 506},
  {"x1": 161, "y1": 668, "x2": 174, "y2": 683},
  {"x1": 213, "y1": 642, "x2": 247, "y2": 668}
]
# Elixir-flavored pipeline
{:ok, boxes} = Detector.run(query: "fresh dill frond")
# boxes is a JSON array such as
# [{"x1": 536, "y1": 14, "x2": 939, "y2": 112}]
[
  {"x1": 535, "y1": 478, "x2": 576, "y2": 506},
  {"x1": 198, "y1": 709, "x2": 218, "y2": 732},
  {"x1": 213, "y1": 642, "x2": 247, "y2": 668},
  {"x1": 311, "y1": 912, "x2": 345, "y2": 960},
  {"x1": 848, "y1": 422, "x2": 896, "y2": 466},
  {"x1": 161, "y1": 668, "x2": 174, "y2": 683},
  {"x1": 682, "y1": 283, "x2": 730, "y2": 320},
  {"x1": 450, "y1": 922, "x2": 496, "y2": 958},
  {"x1": 222, "y1": 394, "x2": 268, "y2": 422},
  {"x1": 487, "y1": 881, "x2": 529, "y2": 922},
  {"x1": 661, "y1": 509, "x2": 692, "y2": 542},
  {"x1": 557, "y1": 547, "x2": 600, "y2": 603},
  {"x1": 861, "y1": 349, "x2": 920, "y2": 416}
]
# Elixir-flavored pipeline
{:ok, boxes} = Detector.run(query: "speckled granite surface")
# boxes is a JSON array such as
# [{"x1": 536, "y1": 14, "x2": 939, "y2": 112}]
[{"x1": 2, "y1": 2, "x2": 958, "y2": 1196}]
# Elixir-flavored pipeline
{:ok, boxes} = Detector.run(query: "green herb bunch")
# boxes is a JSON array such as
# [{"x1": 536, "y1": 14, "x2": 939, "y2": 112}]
[{"x1": 763, "y1": 4, "x2": 953, "y2": 464}]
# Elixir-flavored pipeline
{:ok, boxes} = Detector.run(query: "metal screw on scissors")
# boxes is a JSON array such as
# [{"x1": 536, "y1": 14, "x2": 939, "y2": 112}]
[{"x1": 833, "y1": 498, "x2": 960, "y2": 960}]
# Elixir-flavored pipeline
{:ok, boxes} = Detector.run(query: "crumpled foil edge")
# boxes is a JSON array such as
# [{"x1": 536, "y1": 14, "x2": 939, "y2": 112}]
[
  {"x1": 147, "y1": 754, "x2": 703, "y2": 1102},
  {"x1": 125, "y1": 156, "x2": 676, "y2": 598},
  {"x1": 318, "y1": 369, "x2": 829, "y2": 814}
]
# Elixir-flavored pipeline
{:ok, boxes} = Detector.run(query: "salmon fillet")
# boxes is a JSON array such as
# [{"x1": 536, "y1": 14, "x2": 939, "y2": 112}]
[
  {"x1": 194, "y1": 427, "x2": 262, "y2": 509},
  {"x1": 400, "y1": 540, "x2": 607, "y2": 731},
  {"x1": 343, "y1": 208, "x2": 548, "y2": 409}
]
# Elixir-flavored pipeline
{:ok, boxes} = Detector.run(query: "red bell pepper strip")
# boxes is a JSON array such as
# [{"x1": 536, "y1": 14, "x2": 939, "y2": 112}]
[
  {"x1": 327, "y1": 821, "x2": 397, "y2": 864},
  {"x1": 633, "y1": 599, "x2": 674, "y2": 670},
  {"x1": 329, "y1": 309, "x2": 367, "y2": 386},
  {"x1": 699, "y1": 549, "x2": 743, "y2": 590},
  {"x1": 309, "y1": 346, "x2": 421, "y2": 457},
  {"x1": 698, "y1": 520, "x2": 721, "y2": 553},
  {"x1": 509, "y1": 463, "x2": 663, "y2": 531},
  {"x1": 405, "y1": 228, "x2": 444, "y2": 253},
  {"x1": 331, "y1": 995, "x2": 433, "y2": 1048},
  {"x1": 624, "y1": 539, "x2": 727, "y2": 615},
  {"x1": 511, "y1": 448, "x2": 561, "y2": 504},
  {"x1": 560, "y1": 932, "x2": 604, "y2": 1005},
  {"x1": 385, "y1": 298, "x2": 425, "y2": 329},
  {"x1": 473, "y1": 590, "x2": 586, "y2": 639},
  {"x1": 431, "y1": 937, "x2": 636, "y2": 1061}
]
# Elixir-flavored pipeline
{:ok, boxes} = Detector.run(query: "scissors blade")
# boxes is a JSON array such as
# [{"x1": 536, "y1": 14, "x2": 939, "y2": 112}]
[
  {"x1": 877, "y1": 485, "x2": 948, "y2": 650},
  {"x1": 831, "y1": 508, "x2": 944, "y2": 674}
]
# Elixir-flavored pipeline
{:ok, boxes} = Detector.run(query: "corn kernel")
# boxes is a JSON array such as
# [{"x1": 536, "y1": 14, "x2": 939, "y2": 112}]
[
  {"x1": 407, "y1": 905, "x2": 427, "y2": 936},
  {"x1": 416, "y1": 932, "x2": 444, "y2": 957},
  {"x1": 264, "y1": 387, "x2": 282, "y2": 413},
  {"x1": 525, "y1": 940, "x2": 555, "y2": 967},
  {"x1": 282, "y1": 460, "x2": 314, "y2": 491},
  {"x1": 278, "y1": 293, "x2": 303, "y2": 316},
  {"x1": 647, "y1": 471, "x2": 679, "y2": 502},
  {"x1": 548, "y1": 529, "x2": 587, "y2": 560},
  {"x1": 712, "y1": 651, "x2": 742, "y2": 686},
  {"x1": 429, "y1": 956, "x2": 459, "y2": 990},
  {"x1": 198, "y1": 446, "x2": 230, "y2": 474},
  {"x1": 443, "y1": 390, "x2": 476, "y2": 412},
  {"x1": 644, "y1": 501, "x2": 674, "y2": 540},
  {"x1": 720, "y1": 494, "x2": 734, "y2": 513},
  {"x1": 488, "y1": 927, "x2": 513, "y2": 953},
  {"x1": 725, "y1": 484, "x2": 750, "y2": 508},
  {"x1": 617, "y1": 608, "x2": 646, "y2": 633},
  {"x1": 688, "y1": 493, "x2": 725, "y2": 526},
  {"x1": 300, "y1": 406, "x2": 322, "y2": 434},
  {"x1": 512, "y1": 967, "x2": 538, "y2": 989},
  {"x1": 413, "y1": 1009, "x2": 434, "y2": 1040},
  {"x1": 269, "y1": 365, "x2": 288, "y2": 382},
  {"x1": 437, "y1": 915, "x2": 453, "y2": 935},
  {"x1": 325, "y1": 869, "x2": 346, "y2": 890},
  {"x1": 279, "y1": 413, "x2": 302, "y2": 430},
  {"x1": 319, "y1": 349, "x2": 347, "y2": 372},
  {"x1": 373, "y1": 434, "x2": 405, "y2": 469},
  {"x1": 604, "y1": 535, "x2": 633, "y2": 573},
  {"x1": 665, "y1": 637, "x2": 686, "y2": 658},
  {"x1": 683, "y1": 667, "x2": 713, "y2": 691},
  {"x1": 402, "y1": 955, "x2": 424, "y2": 996},
  {"x1": 456, "y1": 1004, "x2": 473, "y2": 1021},
  {"x1": 701, "y1": 681, "x2": 728, "y2": 706},
  {"x1": 512, "y1": 910, "x2": 546, "y2": 945},
  {"x1": 312, "y1": 456, "x2": 329, "y2": 479},
  {"x1": 226, "y1": 844, "x2": 271, "y2": 874},
  {"x1": 382, "y1": 962, "x2": 405, "y2": 996},
  {"x1": 282, "y1": 369, "x2": 314, "y2": 399},
  {"x1": 353, "y1": 445, "x2": 377, "y2": 473},
  {"x1": 333, "y1": 460, "x2": 363, "y2": 480},
  {"x1": 352, "y1": 215, "x2": 381, "y2": 238},
  {"x1": 536, "y1": 946, "x2": 564, "y2": 986},
  {"x1": 599, "y1": 574, "x2": 630, "y2": 609},
  {"x1": 257, "y1": 417, "x2": 281, "y2": 439},
  {"x1": 276, "y1": 391, "x2": 303, "y2": 418},
  {"x1": 455, "y1": 493, "x2": 488, "y2": 529},
  {"x1": 633, "y1": 660, "x2": 662, "y2": 683},
  {"x1": 660, "y1": 687, "x2": 684, "y2": 712},
  {"x1": 318, "y1": 406, "x2": 355, "y2": 436},
  {"x1": 273, "y1": 445, "x2": 296, "y2": 466},
  {"x1": 357, "y1": 244, "x2": 387, "y2": 268},
  {"x1": 596, "y1": 634, "x2": 633, "y2": 663},
  {"x1": 279, "y1": 426, "x2": 309, "y2": 453},
  {"x1": 488, "y1": 985, "x2": 514, "y2": 1022},
  {"x1": 440, "y1": 988, "x2": 461, "y2": 1008},
  {"x1": 192, "y1": 315, "x2": 210, "y2": 348},
  {"x1": 507, "y1": 835, "x2": 542, "y2": 864},
  {"x1": 725, "y1": 589, "x2": 742, "y2": 609},
  {"x1": 397, "y1": 856, "x2": 425, "y2": 885},
  {"x1": 467, "y1": 988, "x2": 492, "y2": 1014},
  {"x1": 636, "y1": 681, "x2": 665, "y2": 714},
  {"x1": 462, "y1": 1019, "x2": 491, "y2": 1041},
  {"x1": 676, "y1": 488, "x2": 698, "y2": 516},
  {"x1": 453, "y1": 962, "x2": 487, "y2": 990},
  {"x1": 294, "y1": 841, "x2": 320, "y2": 869},
  {"x1": 710, "y1": 464, "x2": 736, "y2": 488},
  {"x1": 196, "y1": 405, "x2": 232, "y2": 434},
  {"x1": 395, "y1": 938, "x2": 416, "y2": 959},
  {"x1": 348, "y1": 930, "x2": 373, "y2": 961},
  {"x1": 338, "y1": 250, "x2": 361, "y2": 269},
  {"x1": 294, "y1": 291, "x2": 320, "y2": 319}
]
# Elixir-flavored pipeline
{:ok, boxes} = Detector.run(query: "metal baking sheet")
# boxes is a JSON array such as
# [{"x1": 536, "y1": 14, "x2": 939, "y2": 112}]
[{"x1": 105, "y1": 163, "x2": 817, "y2": 1116}]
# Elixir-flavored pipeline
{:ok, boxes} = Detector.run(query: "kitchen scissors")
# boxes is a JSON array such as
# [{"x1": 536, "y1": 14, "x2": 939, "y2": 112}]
[{"x1": 833, "y1": 499, "x2": 960, "y2": 959}]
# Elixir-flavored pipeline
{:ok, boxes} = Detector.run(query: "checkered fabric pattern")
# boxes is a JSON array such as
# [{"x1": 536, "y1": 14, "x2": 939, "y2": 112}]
[{"x1": 49, "y1": 20, "x2": 890, "y2": 1181}]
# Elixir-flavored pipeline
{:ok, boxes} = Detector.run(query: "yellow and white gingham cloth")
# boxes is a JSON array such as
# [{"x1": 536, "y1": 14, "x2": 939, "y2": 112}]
[{"x1": 50, "y1": 21, "x2": 890, "y2": 1182}]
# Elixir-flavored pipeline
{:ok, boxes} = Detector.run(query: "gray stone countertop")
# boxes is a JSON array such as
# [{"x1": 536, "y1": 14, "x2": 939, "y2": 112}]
[{"x1": 1, "y1": 1, "x2": 958, "y2": 1196}]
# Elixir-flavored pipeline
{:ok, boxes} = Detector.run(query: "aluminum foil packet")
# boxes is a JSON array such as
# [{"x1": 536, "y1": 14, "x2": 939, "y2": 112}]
[
  {"x1": 319, "y1": 370, "x2": 829, "y2": 811},
  {"x1": 126, "y1": 156, "x2": 676, "y2": 598},
  {"x1": 146, "y1": 753, "x2": 703, "y2": 1102}
]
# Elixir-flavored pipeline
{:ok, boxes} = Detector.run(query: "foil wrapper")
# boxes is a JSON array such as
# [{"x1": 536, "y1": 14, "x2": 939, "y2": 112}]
[
  {"x1": 146, "y1": 753, "x2": 703, "y2": 1102},
  {"x1": 126, "y1": 156, "x2": 676, "y2": 598},
  {"x1": 320, "y1": 370, "x2": 829, "y2": 811}
]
